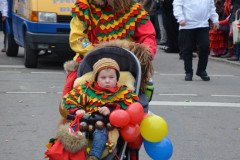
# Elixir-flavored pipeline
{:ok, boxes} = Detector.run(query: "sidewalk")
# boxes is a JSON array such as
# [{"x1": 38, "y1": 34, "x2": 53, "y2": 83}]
[
  {"x1": 208, "y1": 56, "x2": 240, "y2": 67},
  {"x1": 157, "y1": 45, "x2": 240, "y2": 67}
]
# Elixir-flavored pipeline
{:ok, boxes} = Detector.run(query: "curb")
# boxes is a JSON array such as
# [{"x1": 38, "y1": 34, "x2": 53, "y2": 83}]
[
  {"x1": 157, "y1": 45, "x2": 240, "y2": 67},
  {"x1": 209, "y1": 56, "x2": 240, "y2": 67}
]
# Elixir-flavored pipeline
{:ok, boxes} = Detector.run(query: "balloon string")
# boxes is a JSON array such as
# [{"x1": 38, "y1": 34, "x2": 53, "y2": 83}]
[{"x1": 112, "y1": 149, "x2": 120, "y2": 160}]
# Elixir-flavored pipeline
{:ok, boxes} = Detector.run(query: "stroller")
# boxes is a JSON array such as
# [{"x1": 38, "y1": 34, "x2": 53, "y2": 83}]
[
  {"x1": 76, "y1": 46, "x2": 142, "y2": 160},
  {"x1": 48, "y1": 44, "x2": 153, "y2": 160}
]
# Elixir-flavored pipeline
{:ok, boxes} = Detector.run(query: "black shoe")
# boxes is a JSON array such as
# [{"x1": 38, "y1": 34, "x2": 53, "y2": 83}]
[
  {"x1": 220, "y1": 51, "x2": 232, "y2": 58},
  {"x1": 196, "y1": 71, "x2": 210, "y2": 81},
  {"x1": 211, "y1": 55, "x2": 221, "y2": 57},
  {"x1": 185, "y1": 73, "x2": 193, "y2": 81},
  {"x1": 158, "y1": 42, "x2": 166, "y2": 45},
  {"x1": 1, "y1": 48, "x2": 6, "y2": 52},
  {"x1": 164, "y1": 48, "x2": 179, "y2": 53}
]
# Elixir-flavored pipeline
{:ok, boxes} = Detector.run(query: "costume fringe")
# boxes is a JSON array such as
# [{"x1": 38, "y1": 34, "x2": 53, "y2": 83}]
[
  {"x1": 64, "y1": 82, "x2": 139, "y2": 111},
  {"x1": 72, "y1": 0, "x2": 149, "y2": 42}
]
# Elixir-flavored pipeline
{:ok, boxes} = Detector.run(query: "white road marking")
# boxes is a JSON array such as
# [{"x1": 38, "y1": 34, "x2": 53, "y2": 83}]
[
  {"x1": 212, "y1": 95, "x2": 240, "y2": 98},
  {"x1": 6, "y1": 92, "x2": 47, "y2": 94},
  {"x1": 159, "y1": 94, "x2": 198, "y2": 96},
  {"x1": 3, "y1": 92, "x2": 240, "y2": 107},
  {"x1": 210, "y1": 75, "x2": 234, "y2": 77},
  {"x1": 0, "y1": 71, "x2": 21, "y2": 73},
  {"x1": 5, "y1": 91, "x2": 62, "y2": 94},
  {"x1": 158, "y1": 73, "x2": 234, "y2": 77},
  {"x1": 150, "y1": 101, "x2": 240, "y2": 107},
  {"x1": 159, "y1": 74, "x2": 184, "y2": 75},
  {"x1": 0, "y1": 65, "x2": 25, "y2": 68},
  {"x1": 0, "y1": 70, "x2": 63, "y2": 74},
  {"x1": 159, "y1": 94, "x2": 240, "y2": 98},
  {"x1": 31, "y1": 72, "x2": 64, "y2": 74},
  {"x1": 0, "y1": 67, "x2": 235, "y2": 77}
]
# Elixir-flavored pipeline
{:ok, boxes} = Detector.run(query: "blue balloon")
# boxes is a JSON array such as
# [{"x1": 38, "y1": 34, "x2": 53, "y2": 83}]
[{"x1": 143, "y1": 137, "x2": 173, "y2": 160}]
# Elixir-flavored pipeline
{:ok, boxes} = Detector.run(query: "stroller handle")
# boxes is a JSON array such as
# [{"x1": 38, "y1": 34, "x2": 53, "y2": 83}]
[{"x1": 66, "y1": 112, "x2": 109, "y2": 125}]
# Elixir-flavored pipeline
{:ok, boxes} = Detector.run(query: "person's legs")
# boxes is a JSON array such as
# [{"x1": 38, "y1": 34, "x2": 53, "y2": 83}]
[
  {"x1": 228, "y1": 43, "x2": 240, "y2": 61},
  {"x1": 235, "y1": 44, "x2": 240, "y2": 60},
  {"x1": 164, "y1": 11, "x2": 179, "y2": 53},
  {"x1": 89, "y1": 128, "x2": 108, "y2": 159},
  {"x1": 3, "y1": 20, "x2": 6, "y2": 49},
  {"x1": 178, "y1": 29, "x2": 183, "y2": 59},
  {"x1": 1, "y1": 13, "x2": 6, "y2": 52},
  {"x1": 179, "y1": 29, "x2": 195, "y2": 80},
  {"x1": 154, "y1": 13, "x2": 161, "y2": 41},
  {"x1": 157, "y1": 13, "x2": 167, "y2": 44},
  {"x1": 196, "y1": 27, "x2": 210, "y2": 81},
  {"x1": 221, "y1": 24, "x2": 233, "y2": 58},
  {"x1": 221, "y1": 37, "x2": 233, "y2": 58}
]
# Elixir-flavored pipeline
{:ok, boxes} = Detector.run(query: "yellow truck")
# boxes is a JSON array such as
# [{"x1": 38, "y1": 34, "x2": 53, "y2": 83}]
[{"x1": 6, "y1": 0, "x2": 75, "y2": 68}]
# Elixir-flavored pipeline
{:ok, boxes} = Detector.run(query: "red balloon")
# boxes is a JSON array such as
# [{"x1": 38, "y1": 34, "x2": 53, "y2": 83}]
[
  {"x1": 120, "y1": 124, "x2": 140, "y2": 142},
  {"x1": 109, "y1": 109, "x2": 130, "y2": 127},
  {"x1": 126, "y1": 102, "x2": 144, "y2": 125},
  {"x1": 128, "y1": 134, "x2": 143, "y2": 149}
]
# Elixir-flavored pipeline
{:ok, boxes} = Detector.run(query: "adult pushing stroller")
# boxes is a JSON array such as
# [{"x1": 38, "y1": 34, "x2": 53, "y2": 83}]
[{"x1": 46, "y1": 40, "x2": 154, "y2": 160}]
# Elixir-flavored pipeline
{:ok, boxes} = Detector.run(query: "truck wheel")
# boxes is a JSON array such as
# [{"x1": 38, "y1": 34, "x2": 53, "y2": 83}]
[
  {"x1": 6, "y1": 34, "x2": 19, "y2": 57},
  {"x1": 24, "y1": 34, "x2": 38, "y2": 68}
]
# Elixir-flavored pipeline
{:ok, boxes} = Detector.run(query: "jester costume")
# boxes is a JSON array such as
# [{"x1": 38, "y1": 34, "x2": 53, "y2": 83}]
[
  {"x1": 63, "y1": 81, "x2": 139, "y2": 114},
  {"x1": 63, "y1": 0, "x2": 156, "y2": 96}
]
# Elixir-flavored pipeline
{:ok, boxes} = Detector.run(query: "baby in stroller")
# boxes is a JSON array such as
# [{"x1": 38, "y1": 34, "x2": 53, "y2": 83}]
[
  {"x1": 63, "y1": 57, "x2": 139, "y2": 160},
  {"x1": 45, "y1": 40, "x2": 154, "y2": 160}
]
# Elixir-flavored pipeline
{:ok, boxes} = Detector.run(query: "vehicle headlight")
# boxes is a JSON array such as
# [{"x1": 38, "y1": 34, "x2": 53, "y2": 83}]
[{"x1": 38, "y1": 12, "x2": 57, "y2": 23}]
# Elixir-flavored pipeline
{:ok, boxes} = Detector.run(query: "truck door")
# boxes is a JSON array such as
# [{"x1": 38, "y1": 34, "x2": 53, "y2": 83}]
[{"x1": 12, "y1": 0, "x2": 19, "y2": 42}]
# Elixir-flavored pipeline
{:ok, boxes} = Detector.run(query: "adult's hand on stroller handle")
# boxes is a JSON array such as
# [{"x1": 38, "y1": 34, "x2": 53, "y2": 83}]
[
  {"x1": 98, "y1": 106, "x2": 111, "y2": 116},
  {"x1": 76, "y1": 109, "x2": 86, "y2": 115}
]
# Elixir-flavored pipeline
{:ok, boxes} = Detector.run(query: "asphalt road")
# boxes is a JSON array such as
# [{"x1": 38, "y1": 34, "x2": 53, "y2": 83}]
[{"x1": 0, "y1": 32, "x2": 240, "y2": 160}]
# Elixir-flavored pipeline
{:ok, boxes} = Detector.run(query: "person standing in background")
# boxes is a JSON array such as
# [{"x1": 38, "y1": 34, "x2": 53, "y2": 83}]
[
  {"x1": 162, "y1": 0, "x2": 179, "y2": 53},
  {"x1": 139, "y1": 0, "x2": 156, "y2": 25},
  {"x1": 173, "y1": 0, "x2": 219, "y2": 81},
  {"x1": 209, "y1": 0, "x2": 228, "y2": 57},
  {"x1": 156, "y1": 0, "x2": 167, "y2": 45},
  {"x1": 0, "y1": 0, "x2": 8, "y2": 52},
  {"x1": 227, "y1": 0, "x2": 240, "y2": 61}
]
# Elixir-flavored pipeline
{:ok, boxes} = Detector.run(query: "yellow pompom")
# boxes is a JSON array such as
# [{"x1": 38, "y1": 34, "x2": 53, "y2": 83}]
[{"x1": 86, "y1": 147, "x2": 91, "y2": 153}]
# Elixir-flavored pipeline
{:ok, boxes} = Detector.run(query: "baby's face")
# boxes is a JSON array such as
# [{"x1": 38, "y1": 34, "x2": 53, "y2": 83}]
[{"x1": 97, "y1": 68, "x2": 117, "y2": 89}]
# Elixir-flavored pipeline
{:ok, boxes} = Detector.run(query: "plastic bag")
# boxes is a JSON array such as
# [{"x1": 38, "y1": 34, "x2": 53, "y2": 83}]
[{"x1": 233, "y1": 9, "x2": 240, "y2": 44}]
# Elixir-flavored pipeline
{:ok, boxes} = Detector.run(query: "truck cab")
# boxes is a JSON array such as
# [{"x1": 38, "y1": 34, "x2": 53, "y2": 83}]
[{"x1": 6, "y1": 0, "x2": 75, "y2": 68}]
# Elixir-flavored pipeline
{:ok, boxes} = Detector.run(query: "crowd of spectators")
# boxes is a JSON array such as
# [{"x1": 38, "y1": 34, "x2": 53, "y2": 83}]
[{"x1": 140, "y1": 0, "x2": 240, "y2": 62}]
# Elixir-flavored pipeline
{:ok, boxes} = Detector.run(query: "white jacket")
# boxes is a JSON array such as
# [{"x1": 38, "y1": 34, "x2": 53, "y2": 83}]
[
  {"x1": 0, "y1": 0, "x2": 8, "y2": 17},
  {"x1": 173, "y1": 0, "x2": 219, "y2": 29}
]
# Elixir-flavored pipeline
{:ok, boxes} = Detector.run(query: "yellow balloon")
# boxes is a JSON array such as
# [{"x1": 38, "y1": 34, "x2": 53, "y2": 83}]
[{"x1": 140, "y1": 115, "x2": 168, "y2": 142}]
